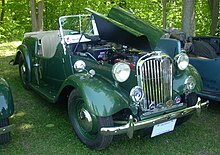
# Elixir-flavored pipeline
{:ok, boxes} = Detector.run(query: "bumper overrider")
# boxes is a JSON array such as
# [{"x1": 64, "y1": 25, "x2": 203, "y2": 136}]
[
  {"x1": 0, "y1": 124, "x2": 14, "y2": 135},
  {"x1": 100, "y1": 97, "x2": 209, "y2": 138}
]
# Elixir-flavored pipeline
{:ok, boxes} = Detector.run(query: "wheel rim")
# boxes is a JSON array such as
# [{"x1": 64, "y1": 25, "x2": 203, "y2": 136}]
[
  {"x1": 20, "y1": 61, "x2": 27, "y2": 84},
  {"x1": 21, "y1": 64, "x2": 26, "y2": 77},
  {"x1": 72, "y1": 98, "x2": 98, "y2": 140},
  {"x1": 78, "y1": 107, "x2": 93, "y2": 132}
]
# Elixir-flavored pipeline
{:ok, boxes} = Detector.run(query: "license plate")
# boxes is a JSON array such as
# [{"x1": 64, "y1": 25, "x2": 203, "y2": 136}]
[{"x1": 151, "y1": 119, "x2": 177, "y2": 138}]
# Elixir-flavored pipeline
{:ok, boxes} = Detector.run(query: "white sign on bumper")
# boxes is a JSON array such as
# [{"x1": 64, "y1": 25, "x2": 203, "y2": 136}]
[{"x1": 151, "y1": 119, "x2": 177, "y2": 138}]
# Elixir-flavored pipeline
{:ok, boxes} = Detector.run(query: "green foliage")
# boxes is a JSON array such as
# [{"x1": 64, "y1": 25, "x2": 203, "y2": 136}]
[
  {"x1": 0, "y1": 0, "x2": 31, "y2": 41},
  {"x1": 196, "y1": 0, "x2": 212, "y2": 36},
  {"x1": 0, "y1": 0, "x2": 218, "y2": 41},
  {"x1": 166, "y1": 0, "x2": 182, "y2": 29}
]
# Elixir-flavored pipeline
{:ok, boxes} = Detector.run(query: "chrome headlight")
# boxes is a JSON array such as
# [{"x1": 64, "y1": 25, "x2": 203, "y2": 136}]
[
  {"x1": 112, "y1": 62, "x2": 131, "y2": 82},
  {"x1": 130, "y1": 86, "x2": 144, "y2": 102},
  {"x1": 184, "y1": 76, "x2": 196, "y2": 90},
  {"x1": 74, "y1": 60, "x2": 86, "y2": 72},
  {"x1": 175, "y1": 53, "x2": 189, "y2": 70}
]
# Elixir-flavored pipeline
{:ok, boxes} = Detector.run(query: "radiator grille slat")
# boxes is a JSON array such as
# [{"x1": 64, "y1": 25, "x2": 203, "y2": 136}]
[{"x1": 138, "y1": 55, "x2": 172, "y2": 109}]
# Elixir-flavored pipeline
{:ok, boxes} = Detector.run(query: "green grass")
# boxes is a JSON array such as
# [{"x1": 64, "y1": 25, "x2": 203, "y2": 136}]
[{"x1": 0, "y1": 42, "x2": 220, "y2": 155}]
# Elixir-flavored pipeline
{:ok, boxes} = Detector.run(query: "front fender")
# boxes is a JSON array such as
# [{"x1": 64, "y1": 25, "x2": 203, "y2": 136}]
[
  {"x1": 173, "y1": 64, "x2": 202, "y2": 95},
  {"x1": 14, "y1": 45, "x2": 32, "y2": 83},
  {"x1": 59, "y1": 74, "x2": 129, "y2": 117},
  {"x1": 0, "y1": 78, "x2": 14, "y2": 119}
]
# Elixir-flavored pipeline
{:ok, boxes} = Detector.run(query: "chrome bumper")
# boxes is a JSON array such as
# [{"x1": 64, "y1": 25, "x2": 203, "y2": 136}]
[{"x1": 100, "y1": 97, "x2": 209, "y2": 138}]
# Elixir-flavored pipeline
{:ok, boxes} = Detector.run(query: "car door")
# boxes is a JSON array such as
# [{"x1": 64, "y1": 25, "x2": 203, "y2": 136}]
[
  {"x1": 36, "y1": 32, "x2": 67, "y2": 91},
  {"x1": 190, "y1": 57, "x2": 220, "y2": 93}
]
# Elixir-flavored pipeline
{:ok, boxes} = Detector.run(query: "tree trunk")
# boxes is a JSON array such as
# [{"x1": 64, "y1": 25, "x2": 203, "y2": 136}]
[
  {"x1": 38, "y1": 0, "x2": 44, "y2": 31},
  {"x1": 30, "y1": 0, "x2": 44, "y2": 31},
  {"x1": 30, "y1": 0, "x2": 38, "y2": 31},
  {"x1": 162, "y1": 0, "x2": 167, "y2": 29},
  {"x1": 0, "y1": 0, "x2": 5, "y2": 24},
  {"x1": 181, "y1": 0, "x2": 196, "y2": 37},
  {"x1": 208, "y1": 0, "x2": 219, "y2": 35}
]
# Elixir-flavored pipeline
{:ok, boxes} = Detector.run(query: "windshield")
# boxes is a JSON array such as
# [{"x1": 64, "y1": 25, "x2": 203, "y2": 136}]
[{"x1": 59, "y1": 15, "x2": 99, "y2": 44}]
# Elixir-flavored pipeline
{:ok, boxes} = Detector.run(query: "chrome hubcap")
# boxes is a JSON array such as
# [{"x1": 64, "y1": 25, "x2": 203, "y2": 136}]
[
  {"x1": 22, "y1": 65, "x2": 26, "y2": 74},
  {"x1": 78, "y1": 108, "x2": 93, "y2": 132}
]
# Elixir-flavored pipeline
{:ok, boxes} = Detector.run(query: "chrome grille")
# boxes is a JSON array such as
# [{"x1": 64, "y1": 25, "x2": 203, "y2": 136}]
[{"x1": 137, "y1": 53, "x2": 173, "y2": 109}]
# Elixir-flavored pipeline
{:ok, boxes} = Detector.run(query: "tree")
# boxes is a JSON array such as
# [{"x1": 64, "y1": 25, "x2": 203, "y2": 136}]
[
  {"x1": 208, "y1": 0, "x2": 219, "y2": 35},
  {"x1": 0, "y1": 0, "x2": 5, "y2": 24},
  {"x1": 181, "y1": 0, "x2": 196, "y2": 37},
  {"x1": 30, "y1": 0, "x2": 44, "y2": 32},
  {"x1": 162, "y1": 0, "x2": 167, "y2": 29},
  {"x1": 0, "y1": 0, "x2": 217, "y2": 41}
]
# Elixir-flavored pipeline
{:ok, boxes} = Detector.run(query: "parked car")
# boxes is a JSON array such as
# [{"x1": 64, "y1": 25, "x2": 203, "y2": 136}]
[
  {"x1": 165, "y1": 29, "x2": 220, "y2": 101},
  {"x1": 0, "y1": 77, "x2": 14, "y2": 144},
  {"x1": 13, "y1": 7, "x2": 208, "y2": 150},
  {"x1": 185, "y1": 36, "x2": 220, "y2": 101}
]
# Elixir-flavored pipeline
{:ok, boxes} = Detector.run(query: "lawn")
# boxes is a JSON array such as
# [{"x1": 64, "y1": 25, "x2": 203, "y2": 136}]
[{"x1": 0, "y1": 42, "x2": 220, "y2": 155}]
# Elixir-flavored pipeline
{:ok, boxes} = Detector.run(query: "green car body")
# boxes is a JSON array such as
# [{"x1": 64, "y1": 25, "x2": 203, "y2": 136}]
[
  {"x1": 13, "y1": 7, "x2": 208, "y2": 150},
  {"x1": 0, "y1": 77, "x2": 14, "y2": 144}
]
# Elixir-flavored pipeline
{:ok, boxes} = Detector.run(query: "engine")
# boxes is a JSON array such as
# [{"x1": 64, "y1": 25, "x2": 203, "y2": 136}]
[{"x1": 73, "y1": 40, "x2": 142, "y2": 70}]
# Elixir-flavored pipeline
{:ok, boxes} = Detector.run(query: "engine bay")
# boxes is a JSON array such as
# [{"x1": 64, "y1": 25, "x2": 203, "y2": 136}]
[{"x1": 71, "y1": 39, "x2": 143, "y2": 69}]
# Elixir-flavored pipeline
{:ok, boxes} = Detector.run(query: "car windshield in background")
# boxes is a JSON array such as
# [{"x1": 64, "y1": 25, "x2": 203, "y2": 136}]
[{"x1": 59, "y1": 15, "x2": 98, "y2": 37}]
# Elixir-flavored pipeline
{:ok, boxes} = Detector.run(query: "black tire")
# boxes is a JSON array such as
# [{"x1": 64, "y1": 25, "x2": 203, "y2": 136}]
[
  {"x1": 19, "y1": 55, "x2": 30, "y2": 90},
  {"x1": 68, "y1": 90, "x2": 113, "y2": 150},
  {"x1": 176, "y1": 93, "x2": 197, "y2": 125},
  {"x1": 0, "y1": 118, "x2": 11, "y2": 144}
]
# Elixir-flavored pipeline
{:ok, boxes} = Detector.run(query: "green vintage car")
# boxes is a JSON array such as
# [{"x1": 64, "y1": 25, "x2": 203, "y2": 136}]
[
  {"x1": 13, "y1": 7, "x2": 208, "y2": 150},
  {"x1": 0, "y1": 77, "x2": 14, "y2": 144}
]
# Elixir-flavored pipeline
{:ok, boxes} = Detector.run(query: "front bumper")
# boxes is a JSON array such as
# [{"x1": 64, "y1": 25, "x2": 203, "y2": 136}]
[
  {"x1": 100, "y1": 97, "x2": 209, "y2": 138},
  {"x1": 0, "y1": 124, "x2": 14, "y2": 135}
]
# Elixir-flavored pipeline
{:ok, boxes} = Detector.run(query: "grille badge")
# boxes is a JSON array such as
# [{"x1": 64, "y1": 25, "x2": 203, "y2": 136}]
[
  {"x1": 175, "y1": 96, "x2": 181, "y2": 104},
  {"x1": 166, "y1": 100, "x2": 174, "y2": 107}
]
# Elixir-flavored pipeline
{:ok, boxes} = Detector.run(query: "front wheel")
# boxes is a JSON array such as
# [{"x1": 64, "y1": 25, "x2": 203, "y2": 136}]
[
  {"x1": 0, "y1": 118, "x2": 11, "y2": 144},
  {"x1": 68, "y1": 90, "x2": 113, "y2": 150}
]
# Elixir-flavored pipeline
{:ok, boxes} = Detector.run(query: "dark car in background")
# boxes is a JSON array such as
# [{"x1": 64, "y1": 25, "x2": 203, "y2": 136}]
[
  {"x1": 164, "y1": 29, "x2": 220, "y2": 102},
  {"x1": 186, "y1": 36, "x2": 220, "y2": 101},
  {"x1": 13, "y1": 7, "x2": 208, "y2": 150},
  {"x1": 0, "y1": 77, "x2": 14, "y2": 144}
]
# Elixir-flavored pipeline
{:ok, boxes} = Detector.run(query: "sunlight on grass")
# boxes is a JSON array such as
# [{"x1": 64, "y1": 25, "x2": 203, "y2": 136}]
[
  {"x1": 19, "y1": 123, "x2": 34, "y2": 130},
  {"x1": 0, "y1": 41, "x2": 21, "y2": 57},
  {"x1": 12, "y1": 111, "x2": 26, "y2": 118},
  {"x1": 45, "y1": 124, "x2": 55, "y2": 128}
]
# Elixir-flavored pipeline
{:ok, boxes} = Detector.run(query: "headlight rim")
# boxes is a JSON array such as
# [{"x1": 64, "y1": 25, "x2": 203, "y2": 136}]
[
  {"x1": 175, "y1": 53, "x2": 189, "y2": 70},
  {"x1": 112, "y1": 62, "x2": 131, "y2": 83}
]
